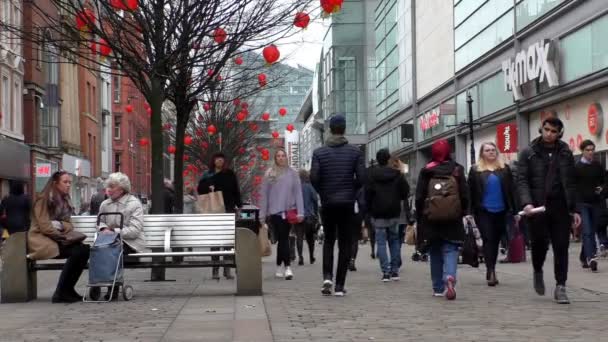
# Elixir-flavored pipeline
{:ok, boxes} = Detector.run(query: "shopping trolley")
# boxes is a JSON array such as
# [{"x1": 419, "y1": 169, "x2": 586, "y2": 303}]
[{"x1": 83, "y1": 212, "x2": 134, "y2": 302}]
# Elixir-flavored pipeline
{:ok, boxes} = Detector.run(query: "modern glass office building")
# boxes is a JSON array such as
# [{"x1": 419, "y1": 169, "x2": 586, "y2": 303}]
[{"x1": 365, "y1": 0, "x2": 608, "y2": 188}]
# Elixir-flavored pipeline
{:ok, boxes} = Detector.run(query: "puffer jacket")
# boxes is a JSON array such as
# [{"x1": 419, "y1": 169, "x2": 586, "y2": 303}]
[
  {"x1": 517, "y1": 137, "x2": 577, "y2": 212},
  {"x1": 310, "y1": 135, "x2": 366, "y2": 207}
]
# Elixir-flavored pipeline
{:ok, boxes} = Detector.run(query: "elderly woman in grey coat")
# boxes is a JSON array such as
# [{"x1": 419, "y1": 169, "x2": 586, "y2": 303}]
[
  {"x1": 96, "y1": 172, "x2": 146, "y2": 300},
  {"x1": 98, "y1": 172, "x2": 146, "y2": 254}
]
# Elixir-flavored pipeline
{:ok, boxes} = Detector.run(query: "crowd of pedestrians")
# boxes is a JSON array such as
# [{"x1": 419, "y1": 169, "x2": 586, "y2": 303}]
[{"x1": 3, "y1": 114, "x2": 608, "y2": 306}]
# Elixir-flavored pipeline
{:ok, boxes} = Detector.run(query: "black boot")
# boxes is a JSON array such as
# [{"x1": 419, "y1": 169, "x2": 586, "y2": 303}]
[
  {"x1": 212, "y1": 267, "x2": 220, "y2": 280},
  {"x1": 348, "y1": 259, "x2": 357, "y2": 271}
]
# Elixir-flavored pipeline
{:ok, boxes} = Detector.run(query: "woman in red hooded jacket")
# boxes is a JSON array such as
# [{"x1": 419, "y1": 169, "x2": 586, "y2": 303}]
[{"x1": 415, "y1": 139, "x2": 469, "y2": 300}]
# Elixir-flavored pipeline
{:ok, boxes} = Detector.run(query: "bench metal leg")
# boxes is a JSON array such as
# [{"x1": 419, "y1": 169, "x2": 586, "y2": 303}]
[
  {"x1": 1, "y1": 232, "x2": 37, "y2": 303},
  {"x1": 149, "y1": 247, "x2": 166, "y2": 281},
  {"x1": 235, "y1": 228, "x2": 262, "y2": 296}
]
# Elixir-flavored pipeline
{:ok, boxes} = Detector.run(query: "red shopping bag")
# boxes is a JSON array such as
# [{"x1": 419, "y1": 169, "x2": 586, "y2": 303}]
[{"x1": 508, "y1": 224, "x2": 526, "y2": 263}]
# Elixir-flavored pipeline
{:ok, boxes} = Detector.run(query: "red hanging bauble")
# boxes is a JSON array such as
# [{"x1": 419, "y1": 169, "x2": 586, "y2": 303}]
[
  {"x1": 213, "y1": 28, "x2": 227, "y2": 43},
  {"x1": 196, "y1": 128, "x2": 203, "y2": 137},
  {"x1": 234, "y1": 56, "x2": 243, "y2": 65},
  {"x1": 233, "y1": 98, "x2": 241, "y2": 106},
  {"x1": 294, "y1": 12, "x2": 311, "y2": 29},
  {"x1": 241, "y1": 102, "x2": 249, "y2": 109},
  {"x1": 99, "y1": 38, "x2": 112, "y2": 57},
  {"x1": 279, "y1": 107, "x2": 287, "y2": 116},
  {"x1": 76, "y1": 9, "x2": 95, "y2": 32},
  {"x1": 258, "y1": 73, "x2": 267, "y2": 87},
  {"x1": 110, "y1": 0, "x2": 139, "y2": 11},
  {"x1": 184, "y1": 136, "x2": 193, "y2": 145},
  {"x1": 203, "y1": 102, "x2": 211, "y2": 111},
  {"x1": 261, "y1": 154, "x2": 269, "y2": 161},
  {"x1": 261, "y1": 112, "x2": 270, "y2": 121},
  {"x1": 207, "y1": 69, "x2": 214, "y2": 77},
  {"x1": 183, "y1": 155, "x2": 189, "y2": 161},
  {"x1": 167, "y1": 145, "x2": 176, "y2": 154},
  {"x1": 262, "y1": 45, "x2": 280, "y2": 65},
  {"x1": 197, "y1": 115, "x2": 203, "y2": 122},
  {"x1": 250, "y1": 123, "x2": 259, "y2": 132},
  {"x1": 238, "y1": 147, "x2": 246, "y2": 154},
  {"x1": 146, "y1": 107, "x2": 152, "y2": 116},
  {"x1": 236, "y1": 112, "x2": 246, "y2": 122},
  {"x1": 125, "y1": 104, "x2": 133, "y2": 113},
  {"x1": 321, "y1": 0, "x2": 344, "y2": 15},
  {"x1": 272, "y1": 131, "x2": 279, "y2": 139},
  {"x1": 138, "y1": 138, "x2": 149, "y2": 147},
  {"x1": 286, "y1": 124, "x2": 295, "y2": 132},
  {"x1": 201, "y1": 141, "x2": 209, "y2": 149},
  {"x1": 207, "y1": 124, "x2": 217, "y2": 135}
]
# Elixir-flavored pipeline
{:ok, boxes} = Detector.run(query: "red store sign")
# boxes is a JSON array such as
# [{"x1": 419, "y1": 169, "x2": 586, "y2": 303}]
[
  {"x1": 496, "y1": 123, "x2": 518, "y2": 153},
  {"x1": 419, "y1": 110, "x2": 440, "y2": 132},
  {"x1": 587, "y1": 102, "x2": 604, "y2": 137}
]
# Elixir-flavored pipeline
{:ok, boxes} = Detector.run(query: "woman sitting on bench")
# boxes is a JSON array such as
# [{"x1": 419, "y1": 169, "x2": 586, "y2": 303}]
[
  {"x1": 28, "y1": 171, "x2": 90, "y2": 303},
  {"x1": 97, "y1": 172, "x2": 146, "y2": 300}
]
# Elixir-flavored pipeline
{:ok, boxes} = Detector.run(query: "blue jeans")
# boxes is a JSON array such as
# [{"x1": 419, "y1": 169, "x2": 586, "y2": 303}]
[
  {"x1": 429, "y1": 241, "x2": 459, "y2": 293},
  {"x1": 375, "y1": 224, "x2": 402, "y2": 275},
  {"x1": 578, "y1": 203, "x2": 599, "y2": 261}
]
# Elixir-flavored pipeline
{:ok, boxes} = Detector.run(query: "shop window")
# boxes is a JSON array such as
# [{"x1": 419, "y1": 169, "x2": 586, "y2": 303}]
[
  {"x1": 516, "y1": 0, "x2": 565, "y2": 31},
  {"x1": 562, "y1": 14, "x2": 608, "y2": 83},
  {"x1": 456, "y1": 87, "x2": 479, "y2": 125}
]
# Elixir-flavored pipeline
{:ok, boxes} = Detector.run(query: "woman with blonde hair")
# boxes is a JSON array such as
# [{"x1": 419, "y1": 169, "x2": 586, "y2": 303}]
[
  {"x1": 259, "y1": 149, "x2": 304, "y2": 280},
  {"x1": 468, "y1": 142, "x2": 517, "y2": 287}
]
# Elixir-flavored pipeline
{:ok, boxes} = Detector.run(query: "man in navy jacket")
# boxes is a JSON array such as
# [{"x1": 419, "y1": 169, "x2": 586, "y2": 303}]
[{"x1": 311, "y1": 115, "x2": 366, "y2": 297}]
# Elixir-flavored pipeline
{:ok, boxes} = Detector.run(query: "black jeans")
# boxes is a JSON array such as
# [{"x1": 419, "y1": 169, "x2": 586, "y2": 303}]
[
  {"x1": 322, "y1": 205, "x2": 354, "y2": 288},
  {"x1": 55, "y1": 243, "x2": 90, "y2": 294},
  {"x1": 295, "y1": 220, "x2": 316, "y2": 262},
  {"x1": 528, "y1": 199, "x2": 571, "y2": 286},
  {"x1": 351, "y1": 214, "x2": 363, "y2": 261},
  {"x1": 271, "y1": 215, "x2": 292, "y2": 267},
  {"x1": 364, "y1": 215, "x2": 376, "y2": 256},
  {"x1": 476, "y1": 210, "x2": 507, "y2": 271}
]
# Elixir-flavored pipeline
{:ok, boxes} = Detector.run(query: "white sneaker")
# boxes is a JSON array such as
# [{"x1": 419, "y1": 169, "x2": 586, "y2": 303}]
[
  {"x1": 275, "y1": 267, "x2": 284, "y2": 278},
  {"x1": 433, "y1": 292, "x2": 444, "y2": 297},
  {"x1": 285, "y1": 267, "x2": 294, "y2": 280}
]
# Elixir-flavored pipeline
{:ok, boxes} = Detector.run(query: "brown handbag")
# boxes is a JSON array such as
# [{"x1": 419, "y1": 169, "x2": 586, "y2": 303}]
[{"x1": 59, "y1": 230, "x2": 87, "y2": 246}]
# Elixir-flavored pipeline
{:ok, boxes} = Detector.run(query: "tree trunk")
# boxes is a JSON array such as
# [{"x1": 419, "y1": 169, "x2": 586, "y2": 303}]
[
  {"x1": 173, "y1": 113, "x2": 187, "y2": 214},
  {"x1": 149, "y1": 78, "x2": 166, "y2": 214}
]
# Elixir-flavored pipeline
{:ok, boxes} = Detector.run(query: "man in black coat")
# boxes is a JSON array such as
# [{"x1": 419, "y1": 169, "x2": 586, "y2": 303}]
[
  {"x1": 517, "y1": 116, "x2": 581, "y2": 304},
  {"x1": 311, "y1": 114, "x2": 366, "y2": 297}
]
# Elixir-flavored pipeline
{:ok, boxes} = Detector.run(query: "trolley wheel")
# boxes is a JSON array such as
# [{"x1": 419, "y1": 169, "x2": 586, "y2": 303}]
[
  {"x1": 89, "y1": 287, "x2": 101, "y2": 301},
  {"x1": 122, "y1": 285, "x2": 134, "y2": 301}
]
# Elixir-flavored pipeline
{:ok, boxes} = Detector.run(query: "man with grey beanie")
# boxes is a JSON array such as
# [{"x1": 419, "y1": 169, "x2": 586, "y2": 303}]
[{"x1": 311, "y1": 114, "x2": 366, "y2": 297}]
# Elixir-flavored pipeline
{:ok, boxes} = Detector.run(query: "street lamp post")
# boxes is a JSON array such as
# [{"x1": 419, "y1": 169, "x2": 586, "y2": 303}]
[{"x1": 467, "y1": 92, "x2": 475, "y2": 166}]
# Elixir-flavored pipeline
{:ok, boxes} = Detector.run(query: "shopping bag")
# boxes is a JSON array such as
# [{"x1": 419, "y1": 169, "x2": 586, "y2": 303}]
[
  {"x1": 508, "y1": 220, "x2": 526, "y2": 263},
  {"x1": 196, "y1": 190, "x2": 225, "y2": 213},
  {"x1": 405, "y1": 224, "x2": 416, "y2": 245},
  {"x1": 461, "y1": 219, "x2": 480, "y2": 268},
  {"x1": 89, "y1": 232, "x2": 123, "y2": 284},
  {"x1": 259, "y1": 224, "x2": 272, "y2": 257}
]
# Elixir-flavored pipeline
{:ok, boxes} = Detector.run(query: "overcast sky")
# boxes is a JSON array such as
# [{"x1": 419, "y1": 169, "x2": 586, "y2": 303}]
[{"x1": 275, "y1": 8, "x2": 328, "y2": 72}]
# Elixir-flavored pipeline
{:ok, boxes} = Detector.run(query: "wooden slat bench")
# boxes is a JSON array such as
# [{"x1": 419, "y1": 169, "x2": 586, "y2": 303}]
[{"x1": 1, "y1": 214, "x2": 262, "y2": 303}]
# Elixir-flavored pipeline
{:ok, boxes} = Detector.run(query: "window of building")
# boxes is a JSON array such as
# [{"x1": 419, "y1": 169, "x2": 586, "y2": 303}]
[
  {"x1": 114, "y1": 152, "x2": 121, "y2": 172},
  {"x1": 13, "y1": 79, "x2": 21, "y2": 134},
  {"x1": 1, "y1": 75, "x2": 9, "y2": 130},
  {"x1": 479, "y1": 72, "x2": 514, "y2": 117},
  {"x1": 561, "y1": 14, "x2": 608, "y2": 83},
  {"x1": 516, "y1": 0, "x2": 565, "y2": 31},
  {"x1": 455, "y1": 9, "x2": 514, "y2": 71},
  {"x1": 86, "y1": 82, "x2": 91, "y2": 114},
  {"x1": 12, "y1": 3, "x2": 20, "y2": 51},
  {"x1": 113, "y1": 73, "x2": 121, "y2": 103},
  {"x1": 455, "y1": 0, "x2": 513, "y2": 50},
  {"x1": 454, "y1": 0, "x2": 486, "y2": 27},
  {"x1": 92, "y1": 85, "x2": 96, "y2": 115},
  {"x1": 39, "y1": 100, "x2": 59, "y2": 147},
  {"x1": 114, "y1": 117, "x2": 121, "y2": 139}
]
